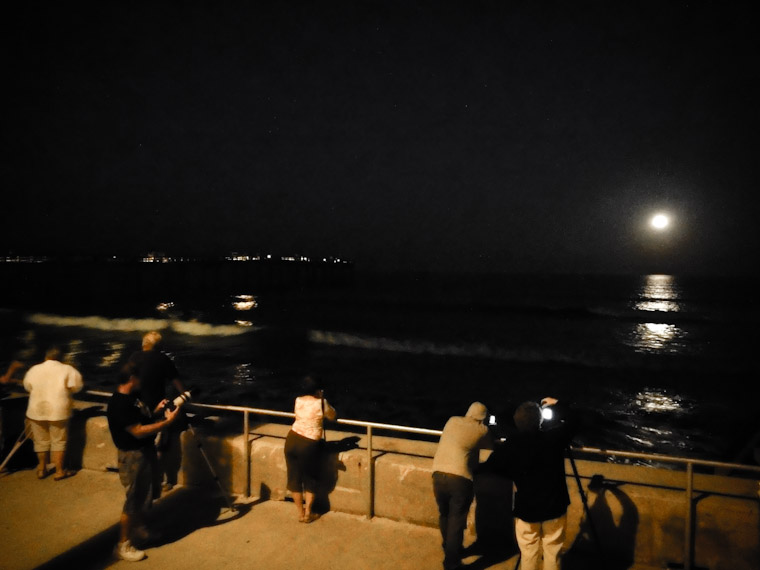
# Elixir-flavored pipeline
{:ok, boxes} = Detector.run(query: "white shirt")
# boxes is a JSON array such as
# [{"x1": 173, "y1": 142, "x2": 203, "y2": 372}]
[
  {"x1": 23, "y1": 360, "x2": 83, "y2": 421},
  {"x1": 291, "y1": 395, "x2": 336, "y2": 441}
]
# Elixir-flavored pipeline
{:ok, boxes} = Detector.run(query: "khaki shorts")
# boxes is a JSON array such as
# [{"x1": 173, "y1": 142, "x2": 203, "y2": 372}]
[
  {"x1": 118, "y1": 448, "x2": 157, "y2": 516},
  {"x1": 28, "y1": 418, "x2": 68, "y2": 453}
]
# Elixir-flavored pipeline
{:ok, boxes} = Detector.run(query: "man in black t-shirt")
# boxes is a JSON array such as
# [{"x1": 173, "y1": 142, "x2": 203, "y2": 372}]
[
  {"x1": 128, "y1": 331, "x2": 186, "y2": 492},
  {"x1": 107, "y1": 363, "x2": 179, "y2": 562}
]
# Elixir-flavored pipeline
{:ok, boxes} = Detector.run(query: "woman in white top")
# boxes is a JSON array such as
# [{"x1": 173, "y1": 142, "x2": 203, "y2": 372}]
[
  {"x1": 23, "y1": 347, "x2": 83, "y2": 480},
  {"x1": 284, "y1": 375, "x2": 337, "y2": 523}
]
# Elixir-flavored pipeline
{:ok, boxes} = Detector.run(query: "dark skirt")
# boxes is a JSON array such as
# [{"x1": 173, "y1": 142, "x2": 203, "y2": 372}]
[{"x1": 284, "y1": 429, "x2": 322, "y2": 493}]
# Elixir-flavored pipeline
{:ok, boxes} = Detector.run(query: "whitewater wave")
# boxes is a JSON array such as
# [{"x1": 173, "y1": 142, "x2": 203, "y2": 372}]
[
  {"x1": 25, "y1": 313, "x2": 257, "y2": 337},
  {"x1": 308, "y1": 329, "x2": 622, "y2": 368},
  {"x1": 171, "y1": 320, "x2": 257, "y2": 337}
]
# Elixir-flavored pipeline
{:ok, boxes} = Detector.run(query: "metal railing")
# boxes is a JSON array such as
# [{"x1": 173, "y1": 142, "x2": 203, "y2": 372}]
[
  {"x1": 188, "y1": 401, "x2": 443, "y2": 522},
  {"x1": 82, "y1": 390, "x2": 442, "y2": 521},
  {"x1": 80, "y1": 390, "x2": 760, "y2": 570}
]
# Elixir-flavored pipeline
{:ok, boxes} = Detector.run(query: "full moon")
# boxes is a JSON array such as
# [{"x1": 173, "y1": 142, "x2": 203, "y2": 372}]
[{"x1": 651, "y1": 213, "x2": 670, "y2": 230}]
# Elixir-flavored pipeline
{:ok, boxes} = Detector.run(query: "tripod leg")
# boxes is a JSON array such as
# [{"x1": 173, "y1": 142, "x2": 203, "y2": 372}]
[
  {"x1": 0, "y1": 421, "x2": 31, "y2": 473},
  {"x1": 567, "y1": 448, "x2": 601, "y2": 552},
  {"x1": 186, "y1": 423, "x2": 236, "y2": 511}
]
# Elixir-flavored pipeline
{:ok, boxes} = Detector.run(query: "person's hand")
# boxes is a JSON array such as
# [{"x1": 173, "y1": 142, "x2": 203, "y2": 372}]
[
  {"x1": 541, "y1": 397, "x2": 559, "y2": 407},
  {"x1": 164, "y1": 406, "x2": 180, "y2": 423},
  {"x1": 1, "y1": 361, "x2": 24, "y2": 383},
  {"x1": 154, "y1": 399, "x2": 170, "y2": 414}
]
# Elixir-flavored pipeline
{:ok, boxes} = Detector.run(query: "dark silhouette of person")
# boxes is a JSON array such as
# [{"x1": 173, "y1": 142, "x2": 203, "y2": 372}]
[
  {"x1": 128, "y1": 331, "x2": 186, "y2": 493},
  {"x1": 482, "y1": 397, "x2": 575, "y2": 570}
]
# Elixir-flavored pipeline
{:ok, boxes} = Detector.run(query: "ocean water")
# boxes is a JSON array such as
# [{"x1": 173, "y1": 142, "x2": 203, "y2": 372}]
[{"x1": 2, "y1": 270, "x2": 759, "y2": 464}]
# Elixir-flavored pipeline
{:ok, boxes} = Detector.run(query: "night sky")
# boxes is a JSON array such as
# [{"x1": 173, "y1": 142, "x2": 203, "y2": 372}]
[{"x1": 2, "y1": 2, "x2": 757, "y2": 274}]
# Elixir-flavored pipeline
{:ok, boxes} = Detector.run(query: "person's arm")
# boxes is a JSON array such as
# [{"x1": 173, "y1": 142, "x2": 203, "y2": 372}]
[
  {"x1": 321, "y1": 394, "x2": 337, "y2": 421},
  {"x1": 541, "y1": 397, "x2": 576, "y2": 445},
  {"x1": 126, "y1": 406, "x2": 180, "y2": 439},
  {"x1": 1, "y1": 361, "x2": 24, "y2": 384},
  {"x1": 164, "y1": 353, "x2": 185, "y2": 394},
  {"x1": 67, "y1": 368, "x2": 84, "y2": 393},
  {"x1": 22, "y1": 369, "x2": 33, "y2": 392},
  {"x1": 480, "y1": 424, "x2": 495, "y2": 450},
  {"x1": 171, "y1": 378, "x2": 185, "y2": 394}
]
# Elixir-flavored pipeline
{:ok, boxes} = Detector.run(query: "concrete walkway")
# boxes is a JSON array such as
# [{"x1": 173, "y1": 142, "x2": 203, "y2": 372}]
[{"x1": 0, "y1": 468, "x2": 520, "y2": 570}]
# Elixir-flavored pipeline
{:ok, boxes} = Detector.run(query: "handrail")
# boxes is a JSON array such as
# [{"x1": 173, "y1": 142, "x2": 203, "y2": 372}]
[
  {"x1": 82, "y1": 389, "x2": 760, "y2": 472},
  {"x1": 75, "y1": 389, "x2": 759, "y2": 570},
  {"x1": 84, "y1": 389, "x2": 444, "y2": 436},
  {"x1": 574, "y1": 445, "x2": 760, "y2": 474}
]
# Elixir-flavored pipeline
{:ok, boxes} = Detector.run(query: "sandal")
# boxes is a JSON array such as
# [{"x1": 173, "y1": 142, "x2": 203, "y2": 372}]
[
  {"x1": 37, "y1": 468, "x2": 48, "y2": 480},
  {"x1": 304, "y1": 513, "x2": 321, "y2": 524},
  {"x1": 53, "y1": 469, "x2": 76, "y2": 481}
]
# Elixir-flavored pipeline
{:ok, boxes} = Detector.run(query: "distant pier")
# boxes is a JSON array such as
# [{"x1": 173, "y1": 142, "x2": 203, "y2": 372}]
[{"x1": 0, "y1": 256, "x2": 354, "y2": 307}]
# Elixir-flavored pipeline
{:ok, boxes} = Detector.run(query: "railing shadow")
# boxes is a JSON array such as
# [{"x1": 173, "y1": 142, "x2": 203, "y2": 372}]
[{"x1": 314, "y1": 436, "x2": 361, "y2": 514}]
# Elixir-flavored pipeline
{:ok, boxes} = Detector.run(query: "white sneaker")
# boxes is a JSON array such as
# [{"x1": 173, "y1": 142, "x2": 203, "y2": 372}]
[{"x1": 116, "y1": 540, "x2": 146, "y2": 562}]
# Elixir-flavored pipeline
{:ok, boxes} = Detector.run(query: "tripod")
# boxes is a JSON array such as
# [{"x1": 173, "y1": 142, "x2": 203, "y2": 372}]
[
  {"x1": 183, "y1": 418, "x2": 237, "y2": 512},
  {"x1": 0, "y1": 420, "x2": 31, "y2": 474},
  {"x1": 567, "y1": 445, "x2": 601, "y2": 552}
]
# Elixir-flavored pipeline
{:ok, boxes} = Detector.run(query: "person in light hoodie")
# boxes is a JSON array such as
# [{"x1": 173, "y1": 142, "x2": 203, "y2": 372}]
[
  {"x1": 432, "y1": 402, "x2": 492, "y2": 570},
  {"x1": 23, "y1": 346, "x2": 83, "y2": 480}
]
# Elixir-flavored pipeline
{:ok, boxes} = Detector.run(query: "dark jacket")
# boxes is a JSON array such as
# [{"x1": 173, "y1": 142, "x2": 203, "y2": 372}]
[{"x1": 484, "y1": 403, "x2": 575, "y2": 523}]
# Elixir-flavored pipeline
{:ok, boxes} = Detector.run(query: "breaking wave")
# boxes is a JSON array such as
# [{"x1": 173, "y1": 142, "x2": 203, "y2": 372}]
[
  {"x1": 25, "y1": 313, "x2": 257, "y2": 337},
  {"x1": 308, "y1": 329, "x2": 631, "y2": 369}
]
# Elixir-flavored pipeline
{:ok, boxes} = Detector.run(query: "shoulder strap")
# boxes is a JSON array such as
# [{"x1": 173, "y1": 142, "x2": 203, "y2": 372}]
[{"x1": 321, "y1": 395, "x2": 327, "y2": 441}]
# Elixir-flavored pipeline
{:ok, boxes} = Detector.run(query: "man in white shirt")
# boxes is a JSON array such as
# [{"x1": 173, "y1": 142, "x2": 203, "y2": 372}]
[{"x1": 23, "y1": 347, "x2": 83, "y2": 480}]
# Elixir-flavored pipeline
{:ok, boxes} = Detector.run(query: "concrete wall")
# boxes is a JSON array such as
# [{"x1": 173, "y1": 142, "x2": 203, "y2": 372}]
[{"x1": 14, "y1": 402, "x2": 759, "y2": 570}]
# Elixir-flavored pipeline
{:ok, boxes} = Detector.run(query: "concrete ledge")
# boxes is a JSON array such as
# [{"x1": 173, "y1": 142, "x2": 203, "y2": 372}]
[
  {"x1": 5, "y1": 400, "x2": 759, "y2": 570},
  {"x1": 375, "y1": 453, "x2": 437, "y2": 526}
]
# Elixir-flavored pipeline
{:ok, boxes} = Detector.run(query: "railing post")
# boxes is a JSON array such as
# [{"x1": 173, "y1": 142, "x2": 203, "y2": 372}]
[
  {"x1": 684, "y1": 461, "x2": 694, "y2": 570},
  {"x1": 244, "y1": 410, "x2": 251, "y2": 498},
  {"x1": 366, "y1": 425, "x2": 374, "y2": 519}
]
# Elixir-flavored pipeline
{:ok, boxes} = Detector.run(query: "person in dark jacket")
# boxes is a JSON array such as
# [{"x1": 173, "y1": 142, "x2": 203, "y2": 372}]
[
  {"x1": 128, "y1": 331, "x2": 186, "y2": 493},
  {"x1": 483, "y1": 397, "x2": 575, "y2": 570}
]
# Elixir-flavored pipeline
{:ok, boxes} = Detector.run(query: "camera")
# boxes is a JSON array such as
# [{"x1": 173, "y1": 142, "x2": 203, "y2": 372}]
[{"x1": 166, "y1": 388, "x2": 199, "y2": 411}]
